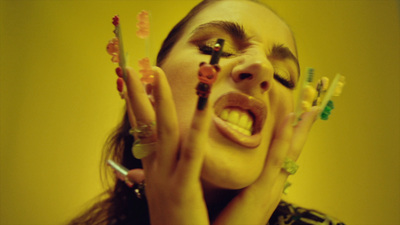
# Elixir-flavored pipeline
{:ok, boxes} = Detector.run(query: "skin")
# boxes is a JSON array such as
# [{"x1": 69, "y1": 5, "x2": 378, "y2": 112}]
[
  {"x1": 120, "y1": 0, "x2": 319, "y2": 224},
  {"x1": 161, "y1": 0, "x2": 299, "y2": 189}
]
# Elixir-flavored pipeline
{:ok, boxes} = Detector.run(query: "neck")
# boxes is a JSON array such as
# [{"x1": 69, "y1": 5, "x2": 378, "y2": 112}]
[{"x1": 202, "y1": 180, "x2": 241, "y2": 222}]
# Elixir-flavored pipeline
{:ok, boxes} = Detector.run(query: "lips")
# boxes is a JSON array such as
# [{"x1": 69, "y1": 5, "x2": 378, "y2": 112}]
[{"x1": 213, "y1": 92, "x2": 267, "y2": 148}]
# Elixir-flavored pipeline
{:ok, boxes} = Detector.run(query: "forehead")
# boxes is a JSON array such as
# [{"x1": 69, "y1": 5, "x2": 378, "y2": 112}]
[{"x1": 184, "y1": 0, "x2": 296, "y2": 55}]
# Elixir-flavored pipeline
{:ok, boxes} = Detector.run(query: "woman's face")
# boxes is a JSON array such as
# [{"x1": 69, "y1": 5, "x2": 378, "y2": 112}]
[{"x1": 161, "y1": 0, "x2": 299, "y2": 189}]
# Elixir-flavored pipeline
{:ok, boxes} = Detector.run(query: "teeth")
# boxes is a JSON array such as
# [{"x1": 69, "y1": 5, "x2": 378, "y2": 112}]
[
  {"x1": 219, "y1": 108, "x2": 253, "y2": 135},
  {"x1": 229, "y1": 110, "x2": 240, "y2": 124},
  {"x1": 226, "y1": 123, "x2": 252, "y2": 136}
]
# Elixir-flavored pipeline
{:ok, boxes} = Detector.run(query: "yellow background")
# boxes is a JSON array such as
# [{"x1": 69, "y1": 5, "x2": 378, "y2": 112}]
[{"x1": 1, "y1": 0, "x2": 399, "y2": 224}]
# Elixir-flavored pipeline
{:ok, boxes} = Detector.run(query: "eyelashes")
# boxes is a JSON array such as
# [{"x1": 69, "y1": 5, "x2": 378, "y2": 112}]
[
  {"x1": 198, "y1": 45, "x2": 234, "y2": 57},
  {"x1": 274, "y1": 74, "x2": 295, "y2": 89},
  {"x1": 274, "y1": 67, "x2": 295, "y2": 89},
  {"x1": 197, "y1": 44, "x2": 295, "y2": 89}
]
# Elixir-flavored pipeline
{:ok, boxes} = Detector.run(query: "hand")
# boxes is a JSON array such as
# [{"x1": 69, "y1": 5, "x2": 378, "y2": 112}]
[
  {"x1": 123, "y1": 66, "x2": 211, "y2": 225},
  {"x1": 213, "y1": 107, "x2": 319, "y2": 225}
]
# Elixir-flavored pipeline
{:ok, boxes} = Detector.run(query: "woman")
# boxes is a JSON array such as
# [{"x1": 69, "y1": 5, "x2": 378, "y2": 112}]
[{"x1": 70, "y1": 0, "x2": 343, "y2": 224}]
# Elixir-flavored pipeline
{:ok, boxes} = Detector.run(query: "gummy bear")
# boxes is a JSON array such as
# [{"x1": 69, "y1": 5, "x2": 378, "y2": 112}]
[
  {"x1": 136, "y1": 10, "x2": 150, "y2": 39},
  {"x1": 107, "y1": 37, "x2": 119, "y2": 63},
  {"x1": 301, "y1": 85, "x2": 316, "y2": 112},
  {"x1": 333, "y1": 76, "x2": 345, "y2": 96},
  {"x1": 138, "y1": 57, "x2": 154, "y2": 84},
  {"x1": 320, "y1": 100, "x2": 334, "y2": 120}
]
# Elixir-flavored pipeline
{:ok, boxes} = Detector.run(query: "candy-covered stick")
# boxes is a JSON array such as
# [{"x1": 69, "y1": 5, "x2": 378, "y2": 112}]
[
  {"x1": 136, "y1": 10, "x2": 150, "y2": 54},
  {"x1": 136, "y1": 10, "x2": 154, "y2": 85},
  {"x1": 136, "y1": 10, "x2": 150, "y2": 38},
  {"x1": 293, "y1": 67, "x2": 314, "y2": 126},
  {"x1": 313, "y1": 77, "x2": 329, "y2": 106},
  {"x1": 318, "y1": 73, "x2": 345, "y2": 118},
  {"x1": 112, "y1": 15, "x2": 127, "y2": 81},
  {"x1": 196, "y1": 38, "x2": 225, "y2": 110}
]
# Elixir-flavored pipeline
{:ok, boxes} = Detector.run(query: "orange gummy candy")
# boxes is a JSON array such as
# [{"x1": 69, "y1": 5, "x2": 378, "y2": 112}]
[
  {"x1": 138, "y1": 57, "x2": 154, "y2": 84},
  {"x1": 136, "y1": 10, "x2": 150, "y2": 39},
  {"x1": 107, "y1": 37, "x2": 119, "y2": 63}
]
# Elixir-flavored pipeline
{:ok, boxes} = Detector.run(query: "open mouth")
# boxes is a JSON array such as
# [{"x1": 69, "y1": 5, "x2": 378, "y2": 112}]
[{"x1": 213, "y1": 92, "x2": 267, "y2": 148}]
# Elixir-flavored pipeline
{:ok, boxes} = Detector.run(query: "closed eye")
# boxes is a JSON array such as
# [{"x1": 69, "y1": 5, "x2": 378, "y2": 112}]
[
  {"x1": 273, "y1": 66, "x2": 295, "y2": 89},
  {"x1": 274, "y1": 74, "x2": 295, "y2": 89},
  {"x1": 198, "y1": 45, "x2": 234, "y2": 57}
]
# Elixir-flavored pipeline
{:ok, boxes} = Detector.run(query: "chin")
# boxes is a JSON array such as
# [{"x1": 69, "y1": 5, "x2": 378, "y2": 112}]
[{"x1": 200, "y1": 124, "x2": 270, "y2": 190}]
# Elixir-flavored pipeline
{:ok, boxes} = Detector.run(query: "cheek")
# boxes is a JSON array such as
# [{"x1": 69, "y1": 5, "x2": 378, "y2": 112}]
[
  {"x1": 161, "y1": 58, "x2": 199, "y2": 132},
  {"x1": 269, "y1": 84, "x2": 294, "y2": 130}
]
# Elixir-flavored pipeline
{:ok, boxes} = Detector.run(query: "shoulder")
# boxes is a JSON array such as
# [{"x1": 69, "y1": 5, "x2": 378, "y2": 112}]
[{"x1": 268, "y1": 200, "x2": 345, "y2": 225}]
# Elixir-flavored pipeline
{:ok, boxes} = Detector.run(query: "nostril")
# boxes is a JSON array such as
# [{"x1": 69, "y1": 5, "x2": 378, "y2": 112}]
[
  {"x1": 239, "y1": 73, "x2": 253, "y2": 80},
  {"x1": 260, "y1": 81, "x2": 269, "y2": 91}
]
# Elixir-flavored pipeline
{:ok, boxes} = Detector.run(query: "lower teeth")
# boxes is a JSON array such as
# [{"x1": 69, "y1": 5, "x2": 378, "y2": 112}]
[{"x1": 226, "y1": 122, "x2": 252, "y2": 136}]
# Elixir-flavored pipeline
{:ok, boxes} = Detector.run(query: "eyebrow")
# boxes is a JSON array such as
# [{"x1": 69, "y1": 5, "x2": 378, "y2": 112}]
[
  {"x1": 190, "y1": 20, "x2": 249, "y2": 42},
  {"x1": 191, "y1": 20, "x2": 300, "y2": 74}
]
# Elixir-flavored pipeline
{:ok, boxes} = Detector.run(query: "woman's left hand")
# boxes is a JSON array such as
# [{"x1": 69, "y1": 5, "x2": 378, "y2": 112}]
[
  {"x1": 123, "y1": 66, "x2": 211, "y2": 225},
  {"x1": 213, "y1": 107, "x2": 319, "y2": 225}
]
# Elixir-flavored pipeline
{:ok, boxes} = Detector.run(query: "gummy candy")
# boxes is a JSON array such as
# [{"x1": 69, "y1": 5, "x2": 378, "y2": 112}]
[
  {"x1": 136, "y1": 10, "x2": 150, "y2": 39},
  {"x1": 301, "y1": 85, "x2": 316, "y2": 112},
  {"x1": 320, "y1": 100, "x2": 334, "y2": 120},
  {"x1": 112, "y1": 15, "x2": 119, "y2": 26},
  {"x1": 107, "y1": 37, "x2": 120, "y2": 63},
  {"x1": 333, "y1": 76, "x2": 345, "y2": 96},
  {"x1": 138, "y1": 57, "x2": 154, "y2": 84}
]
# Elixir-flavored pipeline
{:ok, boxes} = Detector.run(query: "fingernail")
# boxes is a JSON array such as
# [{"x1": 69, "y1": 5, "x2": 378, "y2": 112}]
[
  {"x1": 115, "y1": 67, "x2": 123, "y2": 77},
  {"x1": 125, "y1": 177, "x2": 134, "y2": 188},
  {"x1": 117, "y1": 77, "x2": 124, "y2": 92}
]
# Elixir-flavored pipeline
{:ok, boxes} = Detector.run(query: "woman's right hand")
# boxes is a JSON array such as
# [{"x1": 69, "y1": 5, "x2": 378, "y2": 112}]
[{"x1": 122, "y1": 66, "x2": 211, "y2": 225}]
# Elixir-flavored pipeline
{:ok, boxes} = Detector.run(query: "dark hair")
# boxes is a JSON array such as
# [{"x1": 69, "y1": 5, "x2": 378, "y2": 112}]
[{"x1": 156, "y1": 0, "x2": 216, "y2": 66}]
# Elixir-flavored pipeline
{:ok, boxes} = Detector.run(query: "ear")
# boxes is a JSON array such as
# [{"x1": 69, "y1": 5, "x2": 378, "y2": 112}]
[{"x1": 199, "y1": 62, "x2": 206, "y2": 67}]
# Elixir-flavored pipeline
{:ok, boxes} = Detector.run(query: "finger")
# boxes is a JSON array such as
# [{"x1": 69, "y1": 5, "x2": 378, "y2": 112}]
[
  {"x1": 151, "y1": 67, "x2": 180, "y2": 169},
  {"x1": 125, "y1": 66, "x2": 156, "y2": 129},
  {"x1": 126, "y1": 168, "x2": 146, "y2": 184},
  {"x1": 176, "y1": 96, "x2": 212, "y2": 183},
  {"x1": 124, "y1": 67, "x2": 157, "y2": 168},
  {"x1": 116, "y1": 69, "x2": 138, "y2": 128},
  {"x1": 256, "y1": 113, "x2": 295, "y2": 188},
  {"x1": 288, "y1": 106, "x2": 320, "y2": 160}
]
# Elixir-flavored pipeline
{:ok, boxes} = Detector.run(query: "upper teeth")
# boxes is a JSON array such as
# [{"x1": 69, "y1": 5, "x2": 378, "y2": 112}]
[{"x1": 219, "y1": 108, "x2": 253, "y2": 136}]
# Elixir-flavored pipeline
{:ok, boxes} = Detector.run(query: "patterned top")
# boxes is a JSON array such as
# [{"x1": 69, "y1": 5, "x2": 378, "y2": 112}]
[{"x1": 269, "y1": 201, "x2": 345, "y2": 225}]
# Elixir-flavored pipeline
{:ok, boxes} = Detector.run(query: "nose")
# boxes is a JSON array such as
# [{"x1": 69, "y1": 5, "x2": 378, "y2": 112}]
[{"x1": 231, "y1": 49, "x2": 273, "y2": 94}]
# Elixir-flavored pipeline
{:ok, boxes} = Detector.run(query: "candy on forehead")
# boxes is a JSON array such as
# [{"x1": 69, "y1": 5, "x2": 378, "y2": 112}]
[{"x1": 196, "y1": 39, "x2": 225, "y2": 110}]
